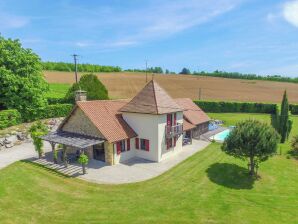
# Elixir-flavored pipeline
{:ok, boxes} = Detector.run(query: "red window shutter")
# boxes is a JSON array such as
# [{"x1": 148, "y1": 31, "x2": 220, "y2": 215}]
[
  {"x1": 174, "y1": 113, "x2": 176, "y2": 125},
  {"x1": 145, "y1": 139, "x2": 150, "y2": 151},
  {"x1": 167, "y1": 114, "x2": 172, "y2": 126},
  {"x1": 135, "y1": 138, "x2": 139, "y2": 149},
  {"x1": 166, "y1": 138, "x2": 171, "y2": 150},
  {"x1": 116, "y1": 142, "x2": 121, "y2": 155},
  {"x1": 127, "y1": 139, "x2": 130, "y2": 151}
]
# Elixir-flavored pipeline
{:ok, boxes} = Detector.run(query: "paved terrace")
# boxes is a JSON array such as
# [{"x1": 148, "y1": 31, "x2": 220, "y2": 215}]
[{"x1": 32, "y1": 139, "x2": 210, "y2": 184}]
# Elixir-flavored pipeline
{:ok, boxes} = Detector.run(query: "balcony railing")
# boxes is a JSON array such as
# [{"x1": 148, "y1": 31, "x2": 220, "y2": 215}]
[{"x1": 165, "y1": 123, "x2": 183, "y2": 138}]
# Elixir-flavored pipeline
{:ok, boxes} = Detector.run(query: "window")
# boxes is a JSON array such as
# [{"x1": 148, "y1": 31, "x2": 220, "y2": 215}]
[
  {"x1": 127, "y1": 139, "x2": 130, "y2": 151},
  {"x1": 116, "y1": 140, "x2": 126, "y2": 155},
  {"x1": 140, "y1": 139, "x2": 149, "y2": 151},
  {"x1": 120, "y1": 140, "x2": 125, "y2": 152},
  {"x1": 135, "y1": 138, "x2": 139, "y2": 149}
]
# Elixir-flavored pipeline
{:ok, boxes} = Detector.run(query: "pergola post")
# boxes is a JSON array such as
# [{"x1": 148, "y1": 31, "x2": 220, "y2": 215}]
[
  {"x1": 62, "y1": 145, "x2": 68, "y2": 168},
  {"x1": 50, "y1": 142, "x2": 57, "y2": 164}
]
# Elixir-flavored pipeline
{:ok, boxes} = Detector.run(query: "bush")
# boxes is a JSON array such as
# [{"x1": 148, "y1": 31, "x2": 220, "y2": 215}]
[
  {"x1": 0, "y1": 109, "x2": 22, "y2": 129},
  {"x1": 194, "y1": 100, "x2": 277, "y2": 114},
  {"x1": 289, "y1": 104, "x2": 298, "y2": 115},
  {"x1": 23, "y1": 104, "x2": 73, "y2": 122},
  {"x1": 65, "y1": 73, "x2": 109, "y2": 103},
  {"x1": 47, "y1": 97, "x2": 68, "y2": 105}
]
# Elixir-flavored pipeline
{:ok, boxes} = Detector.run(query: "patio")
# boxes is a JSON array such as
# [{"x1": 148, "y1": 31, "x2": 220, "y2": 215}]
[{"x1": 32, "y1": 139, "x2": 210, "y2": 184}]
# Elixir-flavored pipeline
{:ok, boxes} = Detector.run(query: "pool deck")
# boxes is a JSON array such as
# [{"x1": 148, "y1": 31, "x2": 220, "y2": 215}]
[{"x1": 201, "y1": 127, "x2": 228, "y2": 141}]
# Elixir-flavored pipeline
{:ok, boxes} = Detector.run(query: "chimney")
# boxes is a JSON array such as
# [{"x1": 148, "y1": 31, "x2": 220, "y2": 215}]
[{"x1": 75, "y1": 90, "x2": 87, "y2": 102}]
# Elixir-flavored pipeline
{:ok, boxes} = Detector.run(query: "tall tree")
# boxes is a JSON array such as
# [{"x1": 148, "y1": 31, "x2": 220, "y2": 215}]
[
  {"x1": 222, "y1": 120, "x2": 279, "y2": 176},
  {"x1": 0, "y1": 35, "x2": 48, "y2": 117},
  {"x1": 65, "y1": 73, "x2": 109, "y2": 102},
  {"x1": 180, "y1": 68, "x2": 191, "y2": 75},
  {"x1": 279, "y1": 91, "x2": 292, "y2": 143}
]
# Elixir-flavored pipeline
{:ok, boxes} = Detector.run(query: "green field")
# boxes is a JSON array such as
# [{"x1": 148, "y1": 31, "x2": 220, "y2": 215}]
[
  {"x1": 46, "y1": 83, "x2": 70, "y2": 99},
  {"x1": 0, "y1": 113, "x2": 297, "y2": 223}
]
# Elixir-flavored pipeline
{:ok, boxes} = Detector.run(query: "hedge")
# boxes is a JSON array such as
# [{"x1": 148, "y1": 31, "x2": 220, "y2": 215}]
[
  {"x1": 23, "y1": 104, "x2": 73, "y2": 122},
  {"x1": 194, "y1": 100, "x2": 277, "y2": 114},
  {"x1": 0, "y1": 109, "x2": 22, "y2": 129},
  {"x1": 290, "y1": 104, "x2": 298, "y2": 115},
  {"x1": 47, "y1": 97, "x2": 68, "y2": 105}
]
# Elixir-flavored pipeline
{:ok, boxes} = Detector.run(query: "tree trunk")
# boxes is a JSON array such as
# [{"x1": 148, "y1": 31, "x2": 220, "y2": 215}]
[
  {"x1": 38, "y1": 151, "x2": 42, "y2": 159},
  {"x1": 249, "y1": 156, "x2": 255, "y2": 176},
  {"x1": 82, "y1": 164, "x2": 86, "y2": 174}
]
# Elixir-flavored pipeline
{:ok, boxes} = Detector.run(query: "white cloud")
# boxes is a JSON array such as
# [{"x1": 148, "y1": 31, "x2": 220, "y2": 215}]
[
  {"x1": 0, "y1": 13, "x2": 29, "y2": 29},
  {"x1": 283, "y1": 0, "x2": 298, "y2": 27},
  {"x1": 65, "y1": 0, "x2": 242, "y2": 50}
]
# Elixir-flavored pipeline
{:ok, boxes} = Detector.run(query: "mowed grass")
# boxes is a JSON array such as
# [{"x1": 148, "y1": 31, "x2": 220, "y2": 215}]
[{"x1": 0, "y1": 114, "x2": 298, "y2": 224}]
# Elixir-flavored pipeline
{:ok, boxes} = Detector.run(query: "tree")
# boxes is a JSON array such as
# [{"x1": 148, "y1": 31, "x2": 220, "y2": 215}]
[
  {"x1": 65, "y1": 73, "x2": 109, "y2": 102},
  {"x1": 0, "y1": 35, "x2": 48, "y2": 117},
  {"x1": 222, "y1": 119, "x2": 279, "y2": 176},
  {"x1": 279, "y1": 91, "x2": 292, "y2": 143},
  {"x1": 180, "y1": 68, "x2": 191, "y2": 75},
  {"x1": 291, "y1": 135, "x2": 298, "y2": 151},
  {"x1": 78, "y1": 153, "x2": 89, "y2": 174},
  {"x1": 29, "y1": 121, "x2": 49, "y2": 159}
]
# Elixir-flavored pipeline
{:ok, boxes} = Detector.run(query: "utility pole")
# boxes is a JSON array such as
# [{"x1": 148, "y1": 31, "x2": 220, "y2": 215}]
[
  {"x1": 199, "y1": 88, "x2": 202, "y2": 100},
  {"x1": 145, "y1": 60, "x2": 148, "y2": 83},
  {"x1": 72, "y1": 54, "x2": 79, "y2": 83}
]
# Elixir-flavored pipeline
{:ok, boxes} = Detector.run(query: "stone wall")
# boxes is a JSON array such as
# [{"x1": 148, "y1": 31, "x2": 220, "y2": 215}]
[{"x1": 62, "y1": 108, "x2": 104, "y2": 138}]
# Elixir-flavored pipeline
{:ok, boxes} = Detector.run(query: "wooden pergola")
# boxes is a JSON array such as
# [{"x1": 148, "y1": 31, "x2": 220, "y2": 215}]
[{"x1": 41, "y1": 131, "x2": 104, "y2": 166}]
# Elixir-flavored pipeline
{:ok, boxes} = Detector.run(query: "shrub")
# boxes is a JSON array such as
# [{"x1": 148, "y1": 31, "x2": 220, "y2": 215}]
[
  {"x1": 194, "y1": 100, "x2": 277, "y2": 114},
  {"x1": 23, "y1": 104, "x2": 73, "y2": 122},
  {"x1": 65, "y1": 73, "x2": 108, "y2": 103},
  {"x1": 0, "y1": 109, "x2": 22, "y2": 129},
  {"x1": 289, "y1": 104, "x2": 298, "y2": 115}
]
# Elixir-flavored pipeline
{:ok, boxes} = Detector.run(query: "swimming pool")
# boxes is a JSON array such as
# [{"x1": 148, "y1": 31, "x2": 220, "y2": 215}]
[{"x1": 211, "y1": 129, "x2": 231, "y2": 142}]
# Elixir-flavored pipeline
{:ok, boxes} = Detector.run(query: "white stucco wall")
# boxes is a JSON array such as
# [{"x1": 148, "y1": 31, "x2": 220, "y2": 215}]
[
  {"x1": 113, "y1": 138, "x2": 136, "y2": 164},
  {"x1": 122, "y1": 112, "x2": 160, "y2": 162},
  {"x1": 159, "y1": 111, "x2": 184, "y2": 161},
  {"x1": 121, "y1": 111, "x2": 184, "y2": 163}
]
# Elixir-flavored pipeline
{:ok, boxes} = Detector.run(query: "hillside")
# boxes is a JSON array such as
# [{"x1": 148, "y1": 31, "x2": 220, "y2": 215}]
[{"x1": 44, "y1": 71, "x2": 298, "y2": 103}]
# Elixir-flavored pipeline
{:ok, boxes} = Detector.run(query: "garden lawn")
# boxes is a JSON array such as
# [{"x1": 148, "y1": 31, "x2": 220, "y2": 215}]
[{"x1": 0, "y1": 113, "x2": 298, "y2": 224}]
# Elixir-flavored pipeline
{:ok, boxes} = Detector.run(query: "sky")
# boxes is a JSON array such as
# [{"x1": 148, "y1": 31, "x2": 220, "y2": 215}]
[{"x1": 1, "y1": 0, "x2": 298, "y2": 76}]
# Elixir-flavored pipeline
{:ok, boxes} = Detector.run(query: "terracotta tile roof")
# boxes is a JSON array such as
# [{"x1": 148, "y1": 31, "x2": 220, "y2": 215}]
[
  {"x1": 120, "y1": 80, "x2": 183, "y2": 114},
  {"x1": 76, "y1": 100, "x2": 137, "y2": 143},
  {"x1": 175, "y1": 98, "x2": 210, "y2": 125},
  {"x1": 183, "y1": 119, "x2": 196, "y2": 131}
]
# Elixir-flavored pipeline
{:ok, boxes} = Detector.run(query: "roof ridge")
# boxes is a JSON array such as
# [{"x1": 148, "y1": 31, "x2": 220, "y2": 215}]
[{"x1": 152, "y1": 80, "x2": 159, "y2": 114}]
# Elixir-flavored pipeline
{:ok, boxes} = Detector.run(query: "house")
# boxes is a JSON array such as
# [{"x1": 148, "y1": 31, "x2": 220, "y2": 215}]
[{"x1": 42, "y1": 80, "x2": 210, "y2": 165}]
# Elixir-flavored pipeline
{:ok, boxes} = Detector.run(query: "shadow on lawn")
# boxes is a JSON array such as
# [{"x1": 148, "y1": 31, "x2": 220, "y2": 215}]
[
  {"x1": 206, "y1": 163, "x2": 255, "y2": 189},
  {"x1": 20, "y1": 160, "x2": 72, "y2": 179},
  {"x1": 287, "y1": 150, "x2": 298, "y2": 160}
]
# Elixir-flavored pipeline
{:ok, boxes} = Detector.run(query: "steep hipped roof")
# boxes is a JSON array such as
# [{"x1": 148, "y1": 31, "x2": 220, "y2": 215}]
[
  {"x1": 120, "y1": 80, "x2": 183, "y2": 115},
  {"x1": 72, "y1": 100, "x2": 137, "y2": 143},
  {"x1": 175, "y1": 98, "x2": 210, "y2": 125}
]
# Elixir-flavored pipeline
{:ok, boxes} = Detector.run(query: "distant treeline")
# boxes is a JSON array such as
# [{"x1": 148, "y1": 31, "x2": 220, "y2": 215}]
[
  {"x1": 42, "y1": 61, "x2": 298, "y2": 84},
  {"x1": 192, "y1": 70, "x2": 298, "y2": 84},
  {"x1": 124, "y1": 67, "x2": 165, "y2": 74},
  {"x1": 42, "y1": 61, "x2": 122, "y2": 72}
]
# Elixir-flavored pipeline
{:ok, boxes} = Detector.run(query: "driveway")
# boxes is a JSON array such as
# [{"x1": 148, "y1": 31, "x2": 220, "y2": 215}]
[
  {"x1": 0, "y1": 141, "x2": 51, "y2": 170},
  {"x1": 1, "y1": 139, "x2": 209, "y2": 184},
  {"x1": 80, "y1": 139, "x2": 209, "y2": 184}
]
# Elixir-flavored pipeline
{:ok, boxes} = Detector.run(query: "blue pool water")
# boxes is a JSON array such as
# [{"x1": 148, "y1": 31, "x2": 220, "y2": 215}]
[{"x1": 212, "y1": 129, "x2": 231, "y2": 142}]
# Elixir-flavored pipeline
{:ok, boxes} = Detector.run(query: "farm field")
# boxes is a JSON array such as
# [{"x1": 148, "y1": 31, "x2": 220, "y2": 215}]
[
  {"x1": 44, "y1": 71, "x2": 298, "y2": 103},
  {"x1": 0, "y1": 113, "x2": 298, "y2": 224}
]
